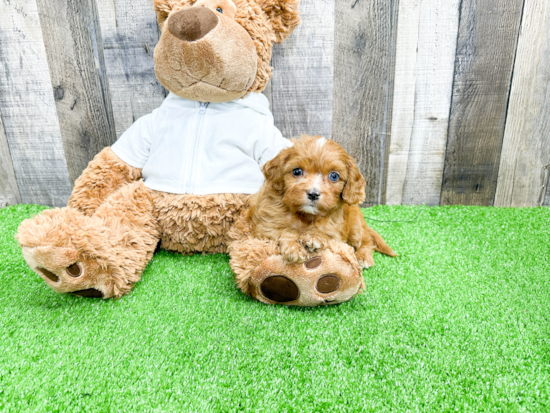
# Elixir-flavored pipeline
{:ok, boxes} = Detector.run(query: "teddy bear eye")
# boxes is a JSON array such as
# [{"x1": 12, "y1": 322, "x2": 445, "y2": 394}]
[
  {"x1": 216, "y1": 7, "x2": 223, "y2": 13},
  {"x1": 329, "y1": 171, "x2": 339, "y2": 182},
  {"x1": 292, "y1": 168, "x2": 302, "y2": 177}
]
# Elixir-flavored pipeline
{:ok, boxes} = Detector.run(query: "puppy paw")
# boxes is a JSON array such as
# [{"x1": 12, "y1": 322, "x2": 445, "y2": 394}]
[
  {"x1": 355, "y1": 247, "x2": 375, "y2": 269},
  {"x1": 299, "y1": 231, "x2": 329, "y2": 253},
  {"x1": 279, "y1": 240, "x2": 308, "y2": 263}
]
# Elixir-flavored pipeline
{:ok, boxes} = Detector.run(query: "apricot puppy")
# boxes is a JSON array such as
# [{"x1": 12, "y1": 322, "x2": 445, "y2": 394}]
[{"x1": 248, "y1": 135, "x2": 396, "y2": 268}]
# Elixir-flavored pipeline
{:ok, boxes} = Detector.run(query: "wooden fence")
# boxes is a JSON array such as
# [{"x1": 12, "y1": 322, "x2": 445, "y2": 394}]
[{"x1": 1, "y1": 0, "x2": 549, "y2": 208}]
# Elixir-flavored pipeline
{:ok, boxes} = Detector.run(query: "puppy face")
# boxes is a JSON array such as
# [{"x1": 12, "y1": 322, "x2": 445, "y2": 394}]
[{"x1": 263, "y1": 135, "x2": 366, "y2": 215}]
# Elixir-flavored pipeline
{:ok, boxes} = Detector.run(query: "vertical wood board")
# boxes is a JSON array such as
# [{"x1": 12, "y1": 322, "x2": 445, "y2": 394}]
[
  {"x1": 37, "y1": 0, "x2": 117, "y2": 186},
  {"x1": 0, "y1": 0, "x2": 72, "y2": 206},
  {"x1": 332, "y1": 0, "x2": 399, "y2": 206},
  {"x1": 440, "y1": 0, "x2": 525, "y2": 206},
  {"x1": 0, "y1": 110, "x2": 21, "y2": 207},
  {"x1": 386, "y1": 0, "x2": 460, "y2": 206},
  {"x1": 270, "y1": 0, "x2": 334, "y2": 139},
  {"x1": 95, "y1": 0, "x2": 166, "y2": 138},
  {"x1": 494, "y1": 0, "x2": 550, "y2": 207}
]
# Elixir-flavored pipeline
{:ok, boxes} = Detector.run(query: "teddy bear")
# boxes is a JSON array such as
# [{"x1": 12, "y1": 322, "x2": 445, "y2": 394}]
[{"x1": 16, "y1": 0, "x2": 367, "y2": 306}]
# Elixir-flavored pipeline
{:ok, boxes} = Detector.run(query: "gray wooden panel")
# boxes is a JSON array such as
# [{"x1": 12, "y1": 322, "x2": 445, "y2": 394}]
[
  {"x1": 440, "y1": 0, "x2": 524, "y2": 206},
  {"x1": 386, "y1": 0, "x2": 461, "y2": 206},
  {"x1": 545, "y1": 177, "x2": 550, "y2": 206},
  {"x1": 0, "y1": 0, "x2": 72, "y2": 207},
  {"x1": 270, "y1": 0, "x2": 334, "y2": 139},
  {"x1": 95, "y1": 0, "x2": 166, "y2": 137},
  {"x1": 494, "y1": 0, "x2": 550, "y2": 207},
  {"x1": 36, "y1": 0, "x2": 117, "y2": 186},
  {"x1": 0, "y1": 109, "x2": 21, "y2": 208},
  {"x1": 332, "y1": 0, "x2": 399, "y2": 207}
]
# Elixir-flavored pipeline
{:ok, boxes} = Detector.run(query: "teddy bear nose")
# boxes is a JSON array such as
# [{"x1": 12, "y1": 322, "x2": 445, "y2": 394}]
[{"x1": 168, "y1": 7, "x2": 219, "y2": 42}]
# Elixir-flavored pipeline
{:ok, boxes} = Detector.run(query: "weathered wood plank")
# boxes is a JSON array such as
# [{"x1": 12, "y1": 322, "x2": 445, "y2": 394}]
[
  {"x1": 0, "y1": 0, "x2": 72, "y2": 207},
  {"x1": 0, "y1": 109, "x2": 21, "y2": 208},
  {"x1": 440, "y1": 0, "x2": 524, "y2": 206},
  {"x1": 385, "y1": 0, "x2": 460, "y2": 206},
  {"x1": 494, "y1": 0, "x2": 550, "y2": 207},
  {"x1": 95, "y1": 0, "x2": 166, "y2": 137},
  {"x1": 270, "y1": 0, "x2": 334, "y2": 139},
  {"x1": 36, "y1": 0, "x2": 117, "y2": 186},
  {"x1": 332, "y1": 0, "x2": 399, "y2": 207}
]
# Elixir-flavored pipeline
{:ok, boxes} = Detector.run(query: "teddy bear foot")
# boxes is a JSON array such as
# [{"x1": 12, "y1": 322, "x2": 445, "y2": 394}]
[
  {"x1": 16, "y1": 202, "x2": 157, "y2": 299},
  {"x1": 21, "y1": 245, "x2": 114, "y2": 298},
  {"x1": 248, "y1": 245, "x2": 364, "y2": 307}
]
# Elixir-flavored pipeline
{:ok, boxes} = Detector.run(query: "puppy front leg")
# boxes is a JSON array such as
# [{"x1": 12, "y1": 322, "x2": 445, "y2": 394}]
[
  {"x1": 299, "y1": 228, "x2": 330, "y2": 254},
  {"x1": 279, "y1": 229, "x2": 308, "y2": 263}
]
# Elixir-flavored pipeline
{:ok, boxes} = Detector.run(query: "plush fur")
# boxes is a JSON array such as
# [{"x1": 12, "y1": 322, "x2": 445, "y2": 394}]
[
  {"x1": 16, "y1": 0, "x2": 384, "y2": 306},
  {"x1": 153, "y1": 0, "x2": 300, "y2": 101}
]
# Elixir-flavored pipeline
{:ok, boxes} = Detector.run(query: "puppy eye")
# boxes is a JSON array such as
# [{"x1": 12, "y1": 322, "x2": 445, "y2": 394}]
[
  {"x1": 216, "y1": 7, "x2": 223, "y2": 13},
  {"x1": 292, "y1": 168, "x2": 303, "y2": 177},
  {"x1": 329, "y1": 171, "x2": 339, "y2": 182}
]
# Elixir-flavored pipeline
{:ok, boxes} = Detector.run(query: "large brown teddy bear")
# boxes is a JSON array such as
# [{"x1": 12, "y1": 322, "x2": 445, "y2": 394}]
[{"x1": 16, "y1": 0, "x2": 367, "y2": 305}]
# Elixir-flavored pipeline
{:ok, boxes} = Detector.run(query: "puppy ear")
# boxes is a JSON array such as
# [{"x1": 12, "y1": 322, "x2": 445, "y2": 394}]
[
  {"x1": 259, "y1": 0, "x2": 301, "y2": 43},
  {"x1": 341, "y1": 156, "x2": 366, "y2": 205},
  {"x1": 262, "y1": 149, "x2": 291, "y2": 194}
]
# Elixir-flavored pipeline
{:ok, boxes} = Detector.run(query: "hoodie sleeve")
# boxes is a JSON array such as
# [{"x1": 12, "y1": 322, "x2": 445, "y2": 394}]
[
  {"x1": 257, "y1": 122, "x2": 293, "y2": 167},
  {"x1": 110, "y1": 109, "x2": 157, "y2": 169}
]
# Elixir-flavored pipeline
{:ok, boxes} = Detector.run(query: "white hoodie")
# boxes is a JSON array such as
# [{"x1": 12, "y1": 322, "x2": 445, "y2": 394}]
[{"x1": 111, "y1": 92, "x2": 291, "y2": 195}]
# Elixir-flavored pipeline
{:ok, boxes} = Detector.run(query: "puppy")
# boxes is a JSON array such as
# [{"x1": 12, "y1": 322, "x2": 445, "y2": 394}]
[{"x1": 247, "y1": 135, "x2": 396, "y2": 268}]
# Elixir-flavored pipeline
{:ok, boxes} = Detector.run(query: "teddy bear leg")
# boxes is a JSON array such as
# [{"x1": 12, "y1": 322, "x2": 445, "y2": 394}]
[
  {"x1": 17, "y1": 181, "x2": 159, "y2": 299},
  {"x1": 229, "y1": 238, "x2": 365, "y2": 306}
]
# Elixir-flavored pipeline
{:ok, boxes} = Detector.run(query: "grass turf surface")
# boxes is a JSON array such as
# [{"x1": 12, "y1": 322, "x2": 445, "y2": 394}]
[{"x1": 0, "y1": 205, "x2": 549, "y2": 412}]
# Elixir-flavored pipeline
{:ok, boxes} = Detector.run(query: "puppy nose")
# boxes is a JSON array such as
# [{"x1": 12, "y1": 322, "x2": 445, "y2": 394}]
[
  {"x1": 168, "y1": 7, "x2": 219, "y2": 42},
  {"x1": 307, "y1": 189, "x2": 320, "y2": 201}
]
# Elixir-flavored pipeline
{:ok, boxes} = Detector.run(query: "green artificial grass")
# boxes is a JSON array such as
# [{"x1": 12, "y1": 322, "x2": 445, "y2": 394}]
[{"x1": 0, "y1": 204, "x2": 549, "y2": 412}]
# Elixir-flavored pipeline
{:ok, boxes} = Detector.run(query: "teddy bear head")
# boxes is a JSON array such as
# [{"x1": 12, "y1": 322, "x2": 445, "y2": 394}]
[{"x1": 153, "y1": 0, "x2": 300, "y2": 103}]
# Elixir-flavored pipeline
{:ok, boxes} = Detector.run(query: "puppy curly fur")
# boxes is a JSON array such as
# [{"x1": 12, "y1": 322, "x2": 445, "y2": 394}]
[{"x1": 245, "y1": 135, "x2": 397, "y2": 268}]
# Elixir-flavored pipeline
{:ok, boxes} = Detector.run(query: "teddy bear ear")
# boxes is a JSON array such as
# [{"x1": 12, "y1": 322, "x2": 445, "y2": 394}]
[
  {"x1": 153, "y1": 0, "x2": 175, "y2": 27},
  {"x1": 259, "y1": 0, "x2": 301, "y2": 43}
]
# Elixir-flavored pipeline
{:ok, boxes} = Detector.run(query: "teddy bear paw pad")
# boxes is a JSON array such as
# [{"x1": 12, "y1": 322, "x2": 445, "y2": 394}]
[
  {"x1": 304, "y1": 256, "x2": 322, "y2": 269},
  {"x1": 316, "y1": 274, "x2": 341, "y2": 294},
  {"x1": 260, "y1": 275, "x2": 300, "y2": 302}
]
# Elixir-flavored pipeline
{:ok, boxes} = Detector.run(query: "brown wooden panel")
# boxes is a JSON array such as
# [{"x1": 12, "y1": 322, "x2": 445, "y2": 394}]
[
  {"x1": 494, "y1": 0, "x2": 550, "y2": 207},
  {"x1": 440, "y1": 0, "x2": 525, "y2": 206},
  {"x1": 270, "y1": 0, "x2": 334, "y2": 140},
  {"x1": 0, "y1": 109, "x2": 21, "y2": 207},
  {"x1": 37, "y1": 0, "x2": 117, "y2": 186},
  {"x1": 332, "y1": 0, "x2": 399, "y2": 207},
  {"x1": 0, "y1": 0, "x2": 72, "y2": 207}
]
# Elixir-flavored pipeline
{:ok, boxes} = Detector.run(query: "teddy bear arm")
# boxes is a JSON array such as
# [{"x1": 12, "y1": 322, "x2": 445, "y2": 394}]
[{"x1": 68, "y1": 147, "x2": 143, "y2": 216}]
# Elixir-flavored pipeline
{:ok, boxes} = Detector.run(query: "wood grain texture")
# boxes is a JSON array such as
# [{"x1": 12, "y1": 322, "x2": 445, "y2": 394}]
[
  {"x1": 270, "y1": 0, "x2": 334, "y2": 139},
  {"x1": 0, "y1": 0, "x2": 72, "y2": 207},
  {"x1": 332, "y1": 0, "x2": 399, "y2": 207},
  {"x1": 494, "y1": 0, "x2": 550, "y2": 207},
  {"x1": 440, "y1": 0, "x2": 525, "y2": 206},
  {"x1": 95, "y1": 0, "x2": 166, "y2": 137},
  {"x1": 0, "y1": 109, "x2": 21, "y2": 207},
  {"x1": 385, "y1": 0, "x2": 460, "y2": 206},
  {"x1": 37, "y1": 0, "x2": 117, "y2": 186}
]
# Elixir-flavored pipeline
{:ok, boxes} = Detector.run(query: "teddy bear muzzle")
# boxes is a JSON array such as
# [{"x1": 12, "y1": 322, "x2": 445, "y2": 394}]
[{"x1": 154, "y1": 5, "x2": 258, "y2": 103}]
